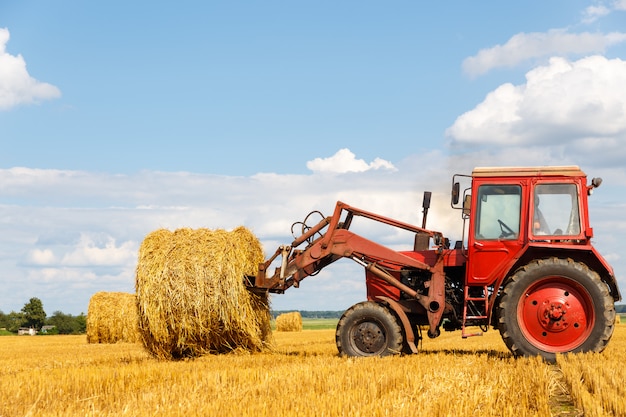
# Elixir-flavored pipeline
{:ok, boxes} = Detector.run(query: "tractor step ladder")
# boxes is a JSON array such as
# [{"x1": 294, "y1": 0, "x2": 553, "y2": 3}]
[{"x1": 462, "y1": 284, "x2": 489, "y2": 338}]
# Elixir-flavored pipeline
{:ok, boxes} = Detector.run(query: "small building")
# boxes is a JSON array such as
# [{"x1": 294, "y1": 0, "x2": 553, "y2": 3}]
[
  {"x1": 18, "y1": 327, "x2": 36, "y2": 336},
  {"x1": 41, "y1": 325, "x2": 56, "y2": 334}
]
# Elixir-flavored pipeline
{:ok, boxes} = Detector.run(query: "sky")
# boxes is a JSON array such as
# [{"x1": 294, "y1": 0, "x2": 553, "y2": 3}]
[{"x1": 1, "y1": 0, "x2": 626, "y2": 316}]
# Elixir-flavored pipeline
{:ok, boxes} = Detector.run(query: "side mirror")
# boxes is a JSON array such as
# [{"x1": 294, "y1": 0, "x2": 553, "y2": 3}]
[
  {"x1": 422, "y1": 191, "x2": 432, "y2": 210},
  {"x1": 421, "y1": 191, "x2": 432, "y2": 229},
  {"x1": 588, "y1": 177, "x2": 603, "y2": 195},
  {"x1": 451, "y1": 182, "x2": 460, "y2": 206}
]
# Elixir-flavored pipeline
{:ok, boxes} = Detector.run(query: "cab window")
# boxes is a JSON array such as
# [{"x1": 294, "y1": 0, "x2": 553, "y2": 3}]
[
  {"x1": 475, "y1": 185, "x2": 521, "y2": 240},
  {"x1": 533, "y1": 184, "x2": 580, "y2": 236}
]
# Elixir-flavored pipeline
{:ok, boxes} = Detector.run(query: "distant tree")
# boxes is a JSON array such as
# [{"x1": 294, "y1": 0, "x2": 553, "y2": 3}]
[
  {"x1": 46, "y1": 311, "x2": 87, "y2": 334},
  {"x1": 46, "y1": 311, "x2": 74, "y2": 334},
  {"x1": 5, "y1": 311, "x2": 25, "y2": 332},
  {"x1": 21, "y1": 298, "x2": 47, "y2": 330},
  {"x1": 271, "y1": 310, "x2": 344, "y2": 319},
  {"x1": 74, "y1": 312, "x2": 87, "y2": 334}
]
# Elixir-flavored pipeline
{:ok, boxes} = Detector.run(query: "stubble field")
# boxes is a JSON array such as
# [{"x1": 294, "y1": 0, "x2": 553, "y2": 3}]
[{"x1": 1, "y1": 322, "x2": 625, "y2": 417}]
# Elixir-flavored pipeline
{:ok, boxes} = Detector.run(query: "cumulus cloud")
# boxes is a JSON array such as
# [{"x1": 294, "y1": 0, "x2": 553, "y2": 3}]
[
  {"x1": 0, "y1": 28, "x2": 61, "y2": 110},
  {"x1": 306, "y1": 148, "x2": 396, "y2": 173},
  {"x1": 27, "y1": 249, "x2": 57, "y2": 265},
  {"x1": 583, "y1": 0, "x2": 626, "y2": 22},
  {"x1": 462, "y1": 29, "x2": 626, "y2": 77},
  {"x1": 60, "y1": 234, "x2": 137, "y2": 267},
  {"x1": 448, "y1": 55, "x2": 626, "y2": 167},
  {"x1": 582, "y1": 5, "x2": 611, "y2": 23}
]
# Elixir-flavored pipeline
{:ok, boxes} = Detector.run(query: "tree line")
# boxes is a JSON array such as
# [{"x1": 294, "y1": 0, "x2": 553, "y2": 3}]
[
  {"x1": 271, "y1": 310, "x2": 344, "y2": 319},
  {"x1": 0, "y1": 297, "x2": 86, "y2": 335}
]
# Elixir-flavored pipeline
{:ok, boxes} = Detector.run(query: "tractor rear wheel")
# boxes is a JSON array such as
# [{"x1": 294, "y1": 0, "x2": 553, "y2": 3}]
[
  {"x1": 497, "y1": 258, "x2": 615, "y2": 362},
  {"x1": 336, "y1": 301, "x2": 403, "y2": 357}
]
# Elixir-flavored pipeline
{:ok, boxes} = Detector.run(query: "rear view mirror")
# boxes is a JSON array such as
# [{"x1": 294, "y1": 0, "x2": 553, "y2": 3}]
[
  {"x1": 452, "y1": 182, "x2": 460, "y2": 206},
  {"x1": 422, "y1": 191, "x2": 432, "y2": 210}
]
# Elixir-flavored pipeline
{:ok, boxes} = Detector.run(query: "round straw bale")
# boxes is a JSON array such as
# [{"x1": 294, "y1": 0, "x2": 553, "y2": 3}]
[
  {"x1": 275, "y1": 311, "x2": 303, "y2": 332},
  {"x1": 86, "y1": 292, "x2": 140, "y2": 344},
  {"x1": 135, "y1": 226, "x2": 272, "y2": 359}
]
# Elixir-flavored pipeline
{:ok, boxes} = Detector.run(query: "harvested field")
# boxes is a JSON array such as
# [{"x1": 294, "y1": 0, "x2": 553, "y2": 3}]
[
  {"x1": 1, "y1": 326, "x2": 625, "y2": 416},
  {"x1": 135, "y1": 226, "x2": 272, "y2": 359}
]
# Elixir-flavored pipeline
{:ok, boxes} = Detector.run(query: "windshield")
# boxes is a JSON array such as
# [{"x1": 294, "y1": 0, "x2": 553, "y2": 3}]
[{"x1": 533, "y1": 183, "x2": 580, "y2": 236}]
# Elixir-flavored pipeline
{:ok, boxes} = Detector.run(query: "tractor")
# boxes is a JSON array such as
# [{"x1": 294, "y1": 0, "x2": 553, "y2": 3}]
[{"x1": 246, "y1": 166, "x2": 621, "y2": 361}]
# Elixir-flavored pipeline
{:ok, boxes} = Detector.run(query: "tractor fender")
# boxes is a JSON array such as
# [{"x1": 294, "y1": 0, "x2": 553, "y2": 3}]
[
  {"x1": 489, "y1": 244, "x2": 620, "y2": 330},
  {"x1": 375, "y1": 296, "x2": 419, "y2": 354},
  {"x1": 505, "y1": 245, "x2": 621, "y2": 302}
]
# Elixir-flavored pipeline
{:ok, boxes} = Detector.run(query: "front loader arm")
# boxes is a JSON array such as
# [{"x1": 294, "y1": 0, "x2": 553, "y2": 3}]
[
  {"x1": 251, "y1": 201, "x2": 439, "y2": 290},
  {"x1": 251, "y1": 201, "x2": 441, "y2": 285},
  {"x1": 248, "y1": 201, "x2": 448, "y2": 337}
]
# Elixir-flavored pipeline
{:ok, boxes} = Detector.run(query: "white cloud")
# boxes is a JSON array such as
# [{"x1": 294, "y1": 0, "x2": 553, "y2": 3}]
[
  {"x1": 448, "y1": 55, "x2": 626, "y2": 166},
  {"x1": 582, "y1": 5, "x2": 611, "y2": 23},
  {"x1": 306, "y1": 148, "x2": 396, "y2": 173},
  {"x1": 21, "y1": 267, "x2": 136, "y2": 314},
  {"x1": 462, "y1": 29, "x2": 626, "y2": 77},
  {"x1": 60, "y1": 234, "x2": 137, "y2": 267},
  {"x1": 27, "y1": 249, "x2": 57, "y2": 265},
  {"x1": 582, "y1": 0, "x2": 626, "y2": 22},
  {"x1": 0, "y1": 28, "x2": 61, "y2": 110},
  {"x1": 0, "y1": 167, "x2": 82, "y2": 190}
]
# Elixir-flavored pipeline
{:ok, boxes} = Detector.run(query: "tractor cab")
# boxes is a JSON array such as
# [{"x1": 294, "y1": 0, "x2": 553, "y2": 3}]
[
  {"x1": 450, "y1": 166, "x2": 620, "y2": 357},
  {"x1": 452, "y1": 166, "x2": 614, "y2": 290}
]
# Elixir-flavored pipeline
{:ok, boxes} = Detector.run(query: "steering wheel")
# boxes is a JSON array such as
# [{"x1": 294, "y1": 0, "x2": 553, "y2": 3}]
[{"x1": 497, "y1": 219, "x2": 515, "y2": 238}]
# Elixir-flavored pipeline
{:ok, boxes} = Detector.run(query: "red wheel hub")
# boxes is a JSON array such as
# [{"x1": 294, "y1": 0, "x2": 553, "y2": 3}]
[
  {"x1": 539, "y1": 301, "x2": 568, "y2": 329},
  {"x1": 517, "y1": 277, "x2": 594, "y2": 352}
]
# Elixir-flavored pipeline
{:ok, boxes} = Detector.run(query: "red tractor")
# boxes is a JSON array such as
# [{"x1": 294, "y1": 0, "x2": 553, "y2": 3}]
[{"x1": 247, "y1": 166, "x2": 621, "y2": 361}]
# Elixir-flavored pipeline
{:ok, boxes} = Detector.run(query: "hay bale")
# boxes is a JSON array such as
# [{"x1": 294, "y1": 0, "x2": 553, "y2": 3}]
[
  {"x1": 275, "y1": 311, "x2": 303, "y2": 332},
  {"x1": 86, "y1": 292, "x2": 140, "y2": 344},
  {"x1": 135, "y1": 226, "x2": 272, "y2": 359}
]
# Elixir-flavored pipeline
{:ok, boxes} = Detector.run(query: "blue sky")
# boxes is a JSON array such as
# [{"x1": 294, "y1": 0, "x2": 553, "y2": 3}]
[{"x1": 1, "y1": 1, "x2": 626, "y2": 315}]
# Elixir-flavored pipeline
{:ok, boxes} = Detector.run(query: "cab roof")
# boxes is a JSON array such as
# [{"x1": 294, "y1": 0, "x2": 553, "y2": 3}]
[{"x1": 472, "y1": 166, "x2": 585, "y2": 178}]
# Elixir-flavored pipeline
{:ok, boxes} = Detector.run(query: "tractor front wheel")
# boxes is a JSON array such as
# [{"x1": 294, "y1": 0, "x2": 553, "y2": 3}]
[
  {"x1": 336, "y1": 301, "x2": 404, "y2": 357},
  {"x1": 497, "y1": 258, "x2": 615, "y2": 362}
]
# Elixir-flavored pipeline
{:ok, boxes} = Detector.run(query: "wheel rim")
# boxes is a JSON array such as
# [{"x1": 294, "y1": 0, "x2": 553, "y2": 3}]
[
  {"x1": 349, "y1": 320, "x2": 386, "y2": 355},
  {"x1": 517, "y1": 276, "x2": 595, "y2": 352}
]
